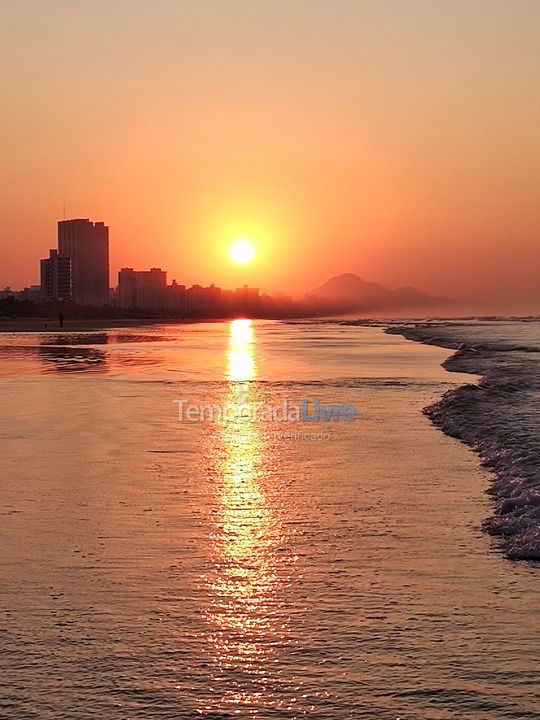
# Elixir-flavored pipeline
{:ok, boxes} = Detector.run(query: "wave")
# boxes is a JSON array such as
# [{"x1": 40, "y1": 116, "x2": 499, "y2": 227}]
[{"x1": 387, "y1": 322, "x2": 540, "y2": 561}]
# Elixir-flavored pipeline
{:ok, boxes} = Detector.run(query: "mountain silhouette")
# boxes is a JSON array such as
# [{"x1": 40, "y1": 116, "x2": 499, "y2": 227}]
[{"x1": 310, "y1": 273, "x2": 448, "y2": 313}]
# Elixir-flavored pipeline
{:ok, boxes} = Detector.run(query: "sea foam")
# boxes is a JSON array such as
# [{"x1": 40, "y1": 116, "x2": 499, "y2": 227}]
[{"x1": 387, "y1": 320, "x2": 540, "y2": 560}]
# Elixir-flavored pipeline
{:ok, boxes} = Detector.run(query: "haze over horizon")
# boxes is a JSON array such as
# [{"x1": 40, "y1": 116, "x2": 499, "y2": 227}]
[{"x1": 1, "y1": 0, "x2": 539, "y2": 312}]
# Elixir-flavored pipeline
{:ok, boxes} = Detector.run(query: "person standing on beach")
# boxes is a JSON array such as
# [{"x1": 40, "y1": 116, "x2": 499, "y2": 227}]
[{"x1": 58, "y1": 312, "x2": 64, "y2": 328}]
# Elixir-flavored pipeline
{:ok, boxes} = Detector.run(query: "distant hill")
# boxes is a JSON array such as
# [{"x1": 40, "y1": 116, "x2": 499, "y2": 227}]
[{"x1": 310, "y1": 273, "x2": 448, "y2": 314}]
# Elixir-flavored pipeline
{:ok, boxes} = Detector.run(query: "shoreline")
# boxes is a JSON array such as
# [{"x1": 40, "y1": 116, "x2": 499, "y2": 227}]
[
  {"x1": 3, "y1": 314, "x2": 539, "y2": 334},
  {"x1": 0, "y1": 317, "x2": 231, "y2": 333},
  {"x1": 386, "y1": 322, "x2": 540, "y2": 561}
]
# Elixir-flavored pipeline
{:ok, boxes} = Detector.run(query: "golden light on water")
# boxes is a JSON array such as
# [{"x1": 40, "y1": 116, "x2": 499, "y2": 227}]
[
  {"x1": 199, "y1": 319, "x2": 299, "y2": 715},
  {"x1": 227, "y1": 318, "x2": 256, "y2": 382}
]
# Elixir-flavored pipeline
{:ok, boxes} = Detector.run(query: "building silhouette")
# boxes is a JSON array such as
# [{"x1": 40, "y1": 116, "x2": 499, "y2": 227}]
[
  {"x1": 235, "y1": 284, "x2": 259, "y2": 313},
  {"x1": 168, "y1": 279, "x2": 186, "y2": 314},
  {"x1": 40, "y1": 249, "x2": 72, "y2": 301},
  {"x1": 58, "y1": 219, "x2": 109, "y2": 305},
  {"x1": 29, "y1": 218, "x2": 273, "y2": 317},
  {"x1": 118, "y1": 267, "x2": 168, "y2": 309}
]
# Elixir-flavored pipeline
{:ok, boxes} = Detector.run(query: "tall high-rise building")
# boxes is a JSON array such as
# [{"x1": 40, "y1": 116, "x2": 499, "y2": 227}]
[
  {"x1": 40, "y1": 249, "x2": 72, "y2": 301},
  {"x1": 58, "y1": 219, "x2": 109, "y2": 305}
]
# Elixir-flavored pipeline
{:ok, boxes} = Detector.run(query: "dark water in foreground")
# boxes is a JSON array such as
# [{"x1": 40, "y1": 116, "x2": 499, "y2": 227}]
[{"x1": 1, "y1": 321, "x2": 539, "y2": 719}]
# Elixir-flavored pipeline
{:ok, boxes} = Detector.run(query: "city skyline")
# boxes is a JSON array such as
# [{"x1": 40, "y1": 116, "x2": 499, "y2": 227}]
[
  {"x1": 1, "y1": 1, "x2": 540, "y2": 313},
  {"x1": 3, "y1": 214, "x2": 452, "y2": 318},
  {"x1": 5, "y1": 207, "x2": 540, "y2": 316},
  {"x1": 34, "y1": 216, "x2": 268, "y2": 314}
]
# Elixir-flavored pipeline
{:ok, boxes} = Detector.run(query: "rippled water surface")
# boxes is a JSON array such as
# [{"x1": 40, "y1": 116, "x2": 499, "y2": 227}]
[{"x1": 1, "y1": 320, "x2": 539, "y2": 719}]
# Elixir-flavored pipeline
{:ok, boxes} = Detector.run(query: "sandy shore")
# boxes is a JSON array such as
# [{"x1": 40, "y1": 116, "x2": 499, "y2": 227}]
[{"x1": 0, "y1": 317, "x2": 208, "y2": 333}]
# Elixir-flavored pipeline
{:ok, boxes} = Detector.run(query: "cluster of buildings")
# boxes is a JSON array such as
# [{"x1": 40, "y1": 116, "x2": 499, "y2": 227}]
[
  {"x1": 41, "y1": 219, "x2": 109, "y2": 305},
  {"x1": 117, "y1": 267, "x2": 259, "y2": 315},
  {"x1": 31, "y1": 218, "x2": 261, "y2": 316}
]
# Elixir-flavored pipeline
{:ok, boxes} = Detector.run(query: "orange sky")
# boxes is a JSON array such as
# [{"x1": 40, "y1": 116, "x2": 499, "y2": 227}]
[{"x1": 1, "y1": 1, "x2": 539, "y2": 311}]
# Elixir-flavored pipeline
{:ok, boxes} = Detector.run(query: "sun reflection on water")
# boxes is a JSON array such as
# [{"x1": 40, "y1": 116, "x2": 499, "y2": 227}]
[
  {"x1": 198, "y1": 319, "x2": 300, "y2": 715},
  {"x1": 227, "y1": 318, "x2": 256, "y2": 382}
]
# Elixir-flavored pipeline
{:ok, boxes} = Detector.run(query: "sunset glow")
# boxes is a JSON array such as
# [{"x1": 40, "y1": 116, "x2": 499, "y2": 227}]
[
  {"x1": 1, "y1": 2, "x2": 540, "y2": 312},
  {"x1": 228, "y1": 239, "x2": 256, "y2": 265}
]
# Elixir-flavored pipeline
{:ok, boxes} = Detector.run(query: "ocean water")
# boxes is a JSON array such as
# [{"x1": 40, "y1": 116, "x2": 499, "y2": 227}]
[
  {"x1": 1, "y1": 320, "x2": 539, "y2": 719},
  {"x1": 389, "y1": 320, "x2": 540, "y2": 560}
]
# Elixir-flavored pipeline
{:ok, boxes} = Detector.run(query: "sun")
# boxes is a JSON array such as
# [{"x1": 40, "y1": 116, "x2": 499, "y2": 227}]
[{"x1": 228, "y1": 238, "x2": 255, "y2": 265}]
